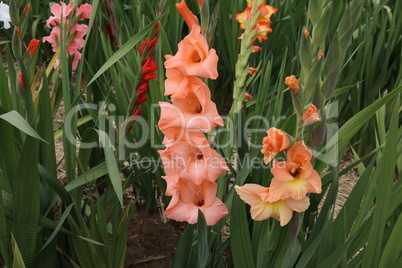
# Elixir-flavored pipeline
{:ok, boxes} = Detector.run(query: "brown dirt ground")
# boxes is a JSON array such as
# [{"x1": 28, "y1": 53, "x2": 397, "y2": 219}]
[{"x1": 124, "y1": 212, "x2": 185, "y2": 267}]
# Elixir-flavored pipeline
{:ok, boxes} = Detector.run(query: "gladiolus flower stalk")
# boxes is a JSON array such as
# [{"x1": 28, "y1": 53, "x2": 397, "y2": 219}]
[{"x1": 158, "y1": 23, "x2": 228, "y2": 226}]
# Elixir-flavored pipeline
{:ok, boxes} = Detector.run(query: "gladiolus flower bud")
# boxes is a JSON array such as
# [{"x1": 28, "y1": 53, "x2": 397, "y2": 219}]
[
  {"x1": 303, "y1": 104, "x2": 320, "y2": 124},
  {"x1": 15, "y1": 27, "x2": 21, "y2": 39},
  {"x1": 23, "y1": 5, "x2": 30, "y2": 14},
  {"x1": 248, "y1": 67, "x2": 257, "y2": 76},
  {"x1": 318, "y1": 50, "x2": 324, "y2": 60},
  {"x1": 27, "y1": 39, "x2": 40, "y2": 57},
  {"x1": 244, "y1": 93, "x2": 253, "y2": 102},
  {"x1": 197, "y1": 0, "x2": 205, "y2": 8},
  {"x1": 285, "y1": 75, "x2": 299, "y2": 93},
  {"x1": 18, "y1": 72, "x2": 25, "y2": 90},
  {"x1": 251, "y1": 46, "x2": 262, "y2": 53},
  {"x1": 176, "y1": 0, "x2": 199, "y2": 28},
  {"x1": 303, "y1": 27, "x2": 310, "y2": 38}
]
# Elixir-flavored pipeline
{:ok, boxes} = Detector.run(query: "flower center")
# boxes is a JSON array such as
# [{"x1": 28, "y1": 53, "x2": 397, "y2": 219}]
[
  {"x1": 190, "y1": 49, "x2": 202, "y2": 62},
  {"x1": 194, "y1": 192, "x2": 204, "y2": 207},
  {"x1": 290, "y1": 168, "x2": 299, "y2": 177},
  {"x1": 196, "y1": 152, "x2": 204, "y2": 160}
]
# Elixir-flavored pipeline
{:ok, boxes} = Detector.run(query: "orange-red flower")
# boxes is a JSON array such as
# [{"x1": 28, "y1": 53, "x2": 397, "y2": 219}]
[
  {"x1": 269, "y1": 141, "x2": 322, "y2": 200},
  {"x1": 235, "y1": 3, "x2": 277, "y2": 43},
  {"x1": 261, "y1": 128, "x2": 290, "y2": 164},
  {"x1": 27, "y1": 39, "x2": 40, "y2": 57},
  {"x1": 176, "y1": 0, "x2": 199, "y2": 28},
  {"x1": 302, "y1": 104, "x2": 320, "y2": 124},
  {"x1": 285, "y1": 75, "x2": 299, "y2": 93},
  {"x1": 235, "y1": 184, "x2": 310, "y2": 226},
  {"x1": 165, "y1": 25, "x2": 218, "y2": 79}
]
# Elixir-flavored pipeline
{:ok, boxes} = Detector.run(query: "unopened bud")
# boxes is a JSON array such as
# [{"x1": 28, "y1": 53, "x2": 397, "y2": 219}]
[
  {"x1": 23, "y1": 5, "x2": 30, "y2": 14},
  {"x1": 18, "y1": 72, "x2": 25, "y2": 90},
  {"x1": 303, "y1": 27, "x2": 309, "y2": 38},
  {"x1": 244, "y1": 93, "x2": 253, "y2": 102},
  {"x1": 285, "y1": 75, "x2": 299, "y2": 93},
  {"x1": 251, "y1": 46, "x2": 262, "y2": 54},
  {"x1": 318, "y1": 50, "x2": 324, "y2": 60},
  {"x1": 248, "y1": 67, "x2": 257, "y2": 76}
]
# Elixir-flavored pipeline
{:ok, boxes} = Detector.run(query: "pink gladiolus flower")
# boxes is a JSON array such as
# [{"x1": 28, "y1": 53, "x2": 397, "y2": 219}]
[
  {"x1": 46, "y1": 2, "x2": 74, "y2": 28},
  {"x1": 43, "y1": 26, "x2": 60, "y2": 52},
  {"x1": 165, "y1": 179, "x2": 228, "y2": 226},
  {"x1": 269, "y1": 141, "x2": 322, "y2": 200},
  {"x1": 235, "y1": 184, "x2": 310, "y2": 226},
  {"x1": 76, "y1": 3, "x2": 92, "y2": 20},
  {"x1": 158, "y1": 135, "x2": 228, "y2": 185},
  {"x1": 165, "y1": 24, "x2": 219, "y2": 79}
]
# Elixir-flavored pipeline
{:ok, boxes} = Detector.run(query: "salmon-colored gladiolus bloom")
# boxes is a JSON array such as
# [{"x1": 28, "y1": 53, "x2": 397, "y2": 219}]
[
  {"x1": 302, "y1": 104, "x2": 320, "y2": 124},
  {"x1": 176, "y1": 0, "x2": 199, "y2": 28},
  {"x1": 270, "y1": 141, "x2": 322, "y2": 200},
  {"x1": 159, "y1": 136, "x2": 228, "y2": 185},
  {"x1": 285, "y1": 75, "x2": 299, "y2": 93},
  {"x1": 260, "y1": 127, "x2": 290, "y2": 164},
  {"x1": 165, "y1": 24, "x2": 219, "y2": 79},
  {"x1": 27, "y1": 39, "x2": 40, "y2": 57},
  {"x1": 235, "y1": 184, "x2": 310, "y2": 226},
  {"x1": 164, "y1": 64, "x2": 208, "y2": 99},
  {"x1": 158, "y1": 85, "x2": 223, "y2": 139},
  {"x1": 165, "y1": 179, "x2": 228, "y2": 226},
  {"x1": 18, "y1": 72, "x2": 25, "y2": 90}
]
